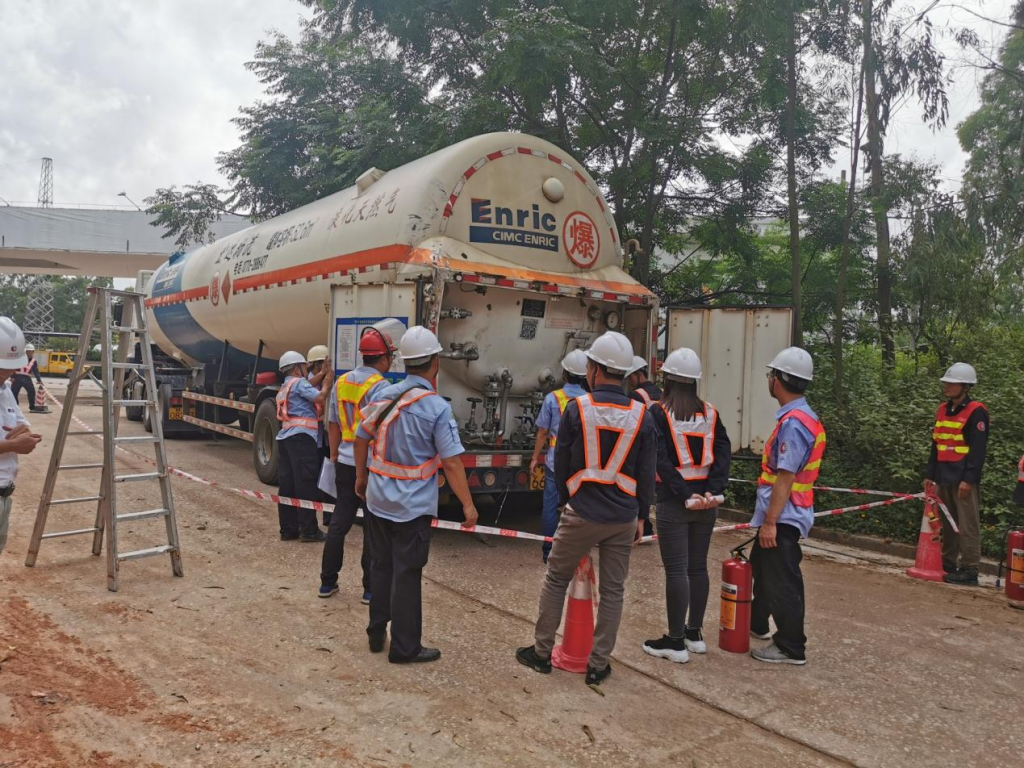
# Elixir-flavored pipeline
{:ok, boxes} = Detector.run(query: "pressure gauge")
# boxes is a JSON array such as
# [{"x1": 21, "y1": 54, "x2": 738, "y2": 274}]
[{"x1": 604, "y1": 310, "x2": 621, "y2": 330}]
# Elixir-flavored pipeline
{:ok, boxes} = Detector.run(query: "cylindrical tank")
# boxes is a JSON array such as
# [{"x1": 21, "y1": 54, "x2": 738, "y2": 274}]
[
  {"x1": 145, "y1": 132, "x2": 637, "y2": 396},
  {"x1": 1006, "y1": 528, "x2": 1024, "y2": 608}
]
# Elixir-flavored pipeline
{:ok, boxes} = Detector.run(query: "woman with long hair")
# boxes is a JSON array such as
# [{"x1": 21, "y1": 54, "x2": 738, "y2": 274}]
[{"x1": 643, "y1": 347, "x2": 731, "y2": 663}]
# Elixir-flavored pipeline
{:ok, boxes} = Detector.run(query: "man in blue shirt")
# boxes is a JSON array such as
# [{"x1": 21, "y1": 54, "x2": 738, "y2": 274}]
[
  {"x1": 529, "y1": 349, "x2": 588, "y2": 563},
  {"x1": 275, "y1": 350, "x2": 333, "y2": 542},
  {"x1": 355, "y1": 326, "x2": 478, "y2": 664},
  {"x1": 750, "y1": 347, "x2": 825, "y2": 666},
  {"x1": 319, "y1": 322, "x2": 398, "y2": 603}
]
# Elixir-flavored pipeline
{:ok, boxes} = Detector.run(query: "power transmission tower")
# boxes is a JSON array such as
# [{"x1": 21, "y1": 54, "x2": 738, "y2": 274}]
[
  {"x1": 38, "y1": 157, "x2": 53, "y2": 207},
  {"x1": 25, "y1": 276, "x2": 55, "y2": 345}
]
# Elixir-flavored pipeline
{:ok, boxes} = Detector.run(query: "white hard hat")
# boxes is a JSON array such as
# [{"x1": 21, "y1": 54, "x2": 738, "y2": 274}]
[
  {"x1": 399, "y1": 326, "x2": 443, "y2": 364},
  {"x1": 0, "y1": 317, "x2": 28, "y2": 369},
  {"x1": 279, "y1": 350, "x2": 307, "y2": 371},
  {"x1": 24, "y1": 342, "x2": 35, "y2": 352},
  {"x1": 306, "y1": 344, "x2": 329, "y2": 363},
  {"x1": 767, "y1": 346, "x2": 813, "y2": 382},
  {"x1": 940, "y1": 362, "x2": 977, "y2": 385},
  {"x1": 627, "y1": 355, "x2": 649, "y2": 376},
  {"x1": 585, "y1": 331, "x2": 634, "y2": 375},
  {"x1": 662, "y1": 347, "x2": 702, "y2": 381},
  {"x1": 561, "y1": 349, "x2": 589, "y2": 377}
]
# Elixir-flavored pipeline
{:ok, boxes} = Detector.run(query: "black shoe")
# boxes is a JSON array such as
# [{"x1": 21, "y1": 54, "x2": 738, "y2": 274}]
[
  {"x1": 300, "y1": 529, "x2": 326, "y2": 543},
  {"x1": 389, "y1": 647, "x2": 441, "y2": 664},
  {"x1": 368, "y1": 634, "x2": 385, "y2": 653},
  {"x1": 942, "y1": 560, "x2": 957, "y2": 574},
  {"x1": 642, "y1": 635, "x2": 689, "y2": 663},
  {"x1": 585, "y1": 664, "x2": 611, "y2": 687},
  {"x1": 943, "y1": 568, "x2": 979, "y2": 586},
  {"x1": 516, "y1": 645, "x2": 552, "y2": 674},
  {"x1": 280, "y1": 532, "x2": 300, "y2": 541}
]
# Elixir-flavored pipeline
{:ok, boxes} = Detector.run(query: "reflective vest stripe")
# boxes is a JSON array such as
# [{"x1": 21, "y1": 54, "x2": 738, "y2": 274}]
[
  {"x1": 275, "y1": 379, "x2": 320, "y2": 430},
  {"x1": 665, "y1": 402, "x2": 718, "y2": 481},
  {"x1": 635, "y1": 387, "x2": 655, "y2": 406},
  {"x1": 549, "y1": 389, "x2": 571, "y2": 448},
  {"x1": 363, "y1": 389, "x2": 442, "y2": 481},
  {"x1": 932, "y1": 400, "x2": 985, "y2": 463},
  {"x1": 336, "y1": 372, "x2": 384, "y2": 442},
  {"x1": 566, "y1": 395, "x2": 645, "y2": 497},
  {"x1": 758, "y1": 408, "x2": 826, "y2": 507}
]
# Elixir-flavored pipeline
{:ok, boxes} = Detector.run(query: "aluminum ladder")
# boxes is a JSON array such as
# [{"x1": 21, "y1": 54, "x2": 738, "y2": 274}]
[{"x1": 25, "y1": 287, "x2": 184, "y2": 591}]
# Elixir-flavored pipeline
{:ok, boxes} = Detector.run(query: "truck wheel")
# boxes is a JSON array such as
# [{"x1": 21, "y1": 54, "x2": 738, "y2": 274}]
[
  {"x1": 143, "y1": 400, "x2": 153, "y2": 433},
  {"x1": 253, "y1": 399, "x2": 279, "y2": 485}
]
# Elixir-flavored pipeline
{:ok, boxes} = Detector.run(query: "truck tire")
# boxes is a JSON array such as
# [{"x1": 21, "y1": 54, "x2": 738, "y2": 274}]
[{"x1": 253, "y1": 398, "x2": 279, "y2": 485}]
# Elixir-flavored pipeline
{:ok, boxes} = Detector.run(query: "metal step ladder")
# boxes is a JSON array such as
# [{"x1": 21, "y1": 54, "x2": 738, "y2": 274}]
[{"x1": 25, "y1": 287, "x2": 184, "y2": 591}]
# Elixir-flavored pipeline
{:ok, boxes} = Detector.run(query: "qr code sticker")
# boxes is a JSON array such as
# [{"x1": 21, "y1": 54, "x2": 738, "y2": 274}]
[{"x1": 520, "y1": 319, "x2": 538, "y2": 340}]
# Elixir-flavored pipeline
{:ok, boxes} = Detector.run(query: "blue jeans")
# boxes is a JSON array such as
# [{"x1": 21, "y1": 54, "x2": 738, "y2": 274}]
[{"x1": 541, "y1": 466, "x2": 560, "y2": 560}]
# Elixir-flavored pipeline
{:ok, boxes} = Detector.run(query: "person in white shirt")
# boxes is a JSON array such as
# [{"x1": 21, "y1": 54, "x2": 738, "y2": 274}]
[{"x1": 0, "y1": 317, "x2": 43, "y2": 555}]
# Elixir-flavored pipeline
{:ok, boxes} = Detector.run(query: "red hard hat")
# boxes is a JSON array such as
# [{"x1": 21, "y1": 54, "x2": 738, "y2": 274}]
[{"x1": 358, "y1": 328, "x2": 392, "y2": 355}]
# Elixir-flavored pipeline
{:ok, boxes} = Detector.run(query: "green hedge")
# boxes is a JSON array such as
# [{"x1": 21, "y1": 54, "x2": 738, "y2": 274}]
[{"x1": 725, "y1": 328, "x2": 1024, "y2": 560}]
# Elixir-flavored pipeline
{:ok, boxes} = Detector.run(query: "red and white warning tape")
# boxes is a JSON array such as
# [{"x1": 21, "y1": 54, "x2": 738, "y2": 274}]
[
  {"x1": 728, "y1": 478, "x2": 958, "y2": 532},
  {"x1": 42, "y1": 388, "x2": 553, "y2": 544},
  {"x1": 710, "y1": 493, "x2": 923, "y2": 533}
]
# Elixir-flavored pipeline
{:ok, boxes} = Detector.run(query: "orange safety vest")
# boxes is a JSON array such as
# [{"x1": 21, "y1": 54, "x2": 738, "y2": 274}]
[
  {"x1": 548, "y1": 388, "x2": 571, "y2": 448},
  {"x1": 336, "y1": 371, "x2": 384, "y2": 442},
  {"x1": 758, "y1": 408, "x2": 826, "y2": 507},
  {"x1": 634, "y1": 386, "x2": 655, "y2": 406},
  {"x1": 664, "y1": 402, "x2": 718, "y2": 481},
  {"x1": 275, "y1": 378, "x2": 320, "y2": 431},
  {"x1": 932, "y1": 400, "x2": 986, "y2": 463},
  {"x1": 361, "y1": 388, "x2": 442, "y2": 481},
  {"x1": 566, "y1": 395, "x2": 646, "y2": 497}
]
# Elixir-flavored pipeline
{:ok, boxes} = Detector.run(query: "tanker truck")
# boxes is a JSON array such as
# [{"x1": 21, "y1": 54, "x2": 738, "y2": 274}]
[{"x1": 140, "y1": 132, "x2": 657, "y2": 492}]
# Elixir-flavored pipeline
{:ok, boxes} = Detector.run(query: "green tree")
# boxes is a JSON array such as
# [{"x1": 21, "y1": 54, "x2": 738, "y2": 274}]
[
  {"x1": 0, "y1": 275, "x2": 113, "y2": 335},
  {"x1": 957, "y1": 1, "x2": 1024, "y2": 313},
  {"x1": 861, "y1": 0, "x2": 950, "y2": 366},
  {"x1": 145, "y1": 183, "x2": 245, "y2": 251}
]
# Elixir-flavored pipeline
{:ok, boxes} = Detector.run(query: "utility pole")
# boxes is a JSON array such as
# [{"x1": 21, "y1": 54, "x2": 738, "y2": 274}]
[{"x1": 37, "y1": 157, "x2": 54, "y2": 207}]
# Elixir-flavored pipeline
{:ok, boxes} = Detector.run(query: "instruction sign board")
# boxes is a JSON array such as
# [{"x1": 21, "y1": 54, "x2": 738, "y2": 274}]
[{"x1": 334, "y1": 316, "x2": 408, "y2": 381}]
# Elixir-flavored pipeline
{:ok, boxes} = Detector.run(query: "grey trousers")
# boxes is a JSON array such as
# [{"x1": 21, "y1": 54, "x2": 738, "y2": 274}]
[
  {"x1": 0, "y1": 496, "x2": 12, "y2": 555},
  {"x1": 534, "y1": 507, "x2": 637, "y2": 670},
  {"x1": 935, "y1": 484, "x2": 981, "y2": 570}
]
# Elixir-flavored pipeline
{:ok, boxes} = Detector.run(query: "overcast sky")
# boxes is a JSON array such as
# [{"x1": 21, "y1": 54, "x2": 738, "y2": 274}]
[{"x1": 0, "y1": 0, "x2": 1016, "y2": 208}]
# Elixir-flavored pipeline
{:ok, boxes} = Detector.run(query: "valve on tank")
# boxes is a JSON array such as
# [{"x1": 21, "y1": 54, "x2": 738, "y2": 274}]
[
  {"x1": 465, "y1": 397, "x2": 482, "y2": 434},
  {"x1": 440, "y1": 307, "x2": 473, "y2": 320},
  {"x1": 441, "y1": 342, "x2": 480, "y2": 361}
]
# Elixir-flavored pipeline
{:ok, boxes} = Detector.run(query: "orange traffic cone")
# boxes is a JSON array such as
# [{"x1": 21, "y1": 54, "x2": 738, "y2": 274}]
[
  {"x1": 33, "y1": 386, "x2": 51, "y2": 413},
  {"x1": 906, "y1": 491, "x2": 944, "y2": 582},
  {"x1": 551, "y1": 555, "x2": 596, "y2": 674}
]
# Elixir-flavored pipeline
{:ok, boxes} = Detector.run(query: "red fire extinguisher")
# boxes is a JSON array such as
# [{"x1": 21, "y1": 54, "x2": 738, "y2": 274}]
[
  {"x1": 719, "y1": 536, "x2": 755, "y2": 654},
  {"x1": 1002, "y1": 528, "x2": 1024, "y2": 610}
]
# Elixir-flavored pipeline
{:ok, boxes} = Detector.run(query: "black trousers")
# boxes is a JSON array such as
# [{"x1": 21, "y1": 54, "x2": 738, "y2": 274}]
[
  {"x1": 319, "y1": 462, "x2": 371, "y2": 591},
  {"x1": 11, "y1": 375, "x2": 35, "y2": 410},
  {"x1": 276, "y1": 434, "x2": 321, "y2": 538},
  {"x1": 750, "y1": 523, "x2": 807, "y2": 659},
  {"x1": 366, "y1": 512, "x2": 432, "y2": 661}
]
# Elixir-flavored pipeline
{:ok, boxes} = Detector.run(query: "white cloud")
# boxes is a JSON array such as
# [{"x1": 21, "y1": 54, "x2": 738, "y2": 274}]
[{"x1": 0, "y1": 0, "x2": 307, "y2": 206}]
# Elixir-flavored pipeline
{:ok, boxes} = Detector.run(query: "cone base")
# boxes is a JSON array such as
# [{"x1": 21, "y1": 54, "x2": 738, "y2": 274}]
[
  {"x1": 906, "y1": 531, "x2": 945, "y2": 582},
  {"x1": 551, "y1": 643, "x2": 590, "y2": 674}
]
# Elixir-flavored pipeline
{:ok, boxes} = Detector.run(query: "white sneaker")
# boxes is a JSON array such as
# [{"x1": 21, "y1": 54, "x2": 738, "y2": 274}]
[
  {"x1": 750, "y1": 629, "x2": 772, "y2": 640},
  {"x1": 683, "y1": 628, "x2": 707, "y2": 654},
  {"x1": 751, "y1": 641, "x2": 806, "y2": 665},
  {"x1": 643, "y1": 635, "x2": 690, "y2": 663}
]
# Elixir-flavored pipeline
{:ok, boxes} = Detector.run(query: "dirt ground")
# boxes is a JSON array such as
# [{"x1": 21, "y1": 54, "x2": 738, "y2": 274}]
[{"x1": 0, "y1": 379, "x2": 1020, "y2": 768}]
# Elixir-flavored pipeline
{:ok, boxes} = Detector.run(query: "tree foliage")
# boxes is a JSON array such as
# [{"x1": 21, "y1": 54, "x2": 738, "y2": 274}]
[
  {"x1": 958, "y1": 0, "x2": 1024, "y2": 313},
  {"x1": 0, "y1": 275, "x2": 113, "y2": 338}
]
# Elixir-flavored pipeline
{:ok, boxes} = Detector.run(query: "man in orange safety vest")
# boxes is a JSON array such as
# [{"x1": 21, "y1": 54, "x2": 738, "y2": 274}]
[{"x1": 923, "y1": 362, "x2": 989, "y2": 586}]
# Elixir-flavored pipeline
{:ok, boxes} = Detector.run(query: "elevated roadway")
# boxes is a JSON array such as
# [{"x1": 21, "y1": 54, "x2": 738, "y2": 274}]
[{"x1": 0, "y1": 205, "x2": 250, "y2": 277}]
